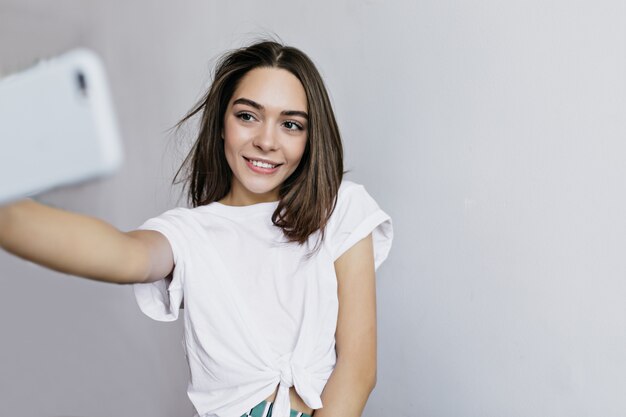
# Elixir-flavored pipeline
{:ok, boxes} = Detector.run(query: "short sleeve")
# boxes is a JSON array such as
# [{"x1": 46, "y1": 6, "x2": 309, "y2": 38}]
[
  {"x1": 132, "y1": 207, "x2": 189, "y2": 322},
  {"x1": 327, "y1": 182, "x2": 393, "y2": 270}
]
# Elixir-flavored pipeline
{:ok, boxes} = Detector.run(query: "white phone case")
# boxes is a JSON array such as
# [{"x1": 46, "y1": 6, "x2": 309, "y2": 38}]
[{"x1": 0, "y1": 48, "x2": 123, "y2": 204}]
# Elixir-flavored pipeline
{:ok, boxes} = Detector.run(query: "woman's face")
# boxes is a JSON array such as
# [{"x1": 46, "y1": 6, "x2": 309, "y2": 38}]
[{"x1": 221, "y1": 67, "x2": 309, "y2": 206}]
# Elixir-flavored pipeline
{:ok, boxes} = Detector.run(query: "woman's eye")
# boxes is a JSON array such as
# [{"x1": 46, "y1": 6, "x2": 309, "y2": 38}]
[
  {"x1": 283, "y1": 121, "x2": 303, "y2": 131},
  {"x1": 237, "y1": 112, "x2": 255, "y2": 122}
]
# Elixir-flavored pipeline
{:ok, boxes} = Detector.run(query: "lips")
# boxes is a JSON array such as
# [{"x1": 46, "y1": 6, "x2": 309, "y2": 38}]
[
  {"x1": 243, "y1": 156, "x2": 283, "y2": 166},
  {"x1": 243, "y1": 156, "x2": 282, "y2": 174}
]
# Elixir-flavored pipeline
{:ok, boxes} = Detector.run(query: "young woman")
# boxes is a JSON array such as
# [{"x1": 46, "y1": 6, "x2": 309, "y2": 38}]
[{"x1": 0, "y1": 41, "x2": 393, "y2": 417}]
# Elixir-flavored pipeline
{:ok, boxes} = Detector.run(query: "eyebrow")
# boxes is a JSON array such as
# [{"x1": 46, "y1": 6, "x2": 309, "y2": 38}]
[{"x1": 233, "y1": 97, "x2": 309, "y2": 120}]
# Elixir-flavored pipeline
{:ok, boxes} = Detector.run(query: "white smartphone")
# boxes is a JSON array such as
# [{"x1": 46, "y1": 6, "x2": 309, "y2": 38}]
[{"x1": 0, "y1": 48, "x2": 123, "y2": 205}]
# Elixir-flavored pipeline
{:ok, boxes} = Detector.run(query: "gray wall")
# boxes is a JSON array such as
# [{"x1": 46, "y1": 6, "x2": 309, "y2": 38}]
[{"x1": 1, "y1": 1, "x2": 625, "y2": 416}]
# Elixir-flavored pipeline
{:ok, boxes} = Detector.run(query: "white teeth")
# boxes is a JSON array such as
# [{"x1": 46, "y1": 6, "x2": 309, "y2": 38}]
[{"x1": 251, "y1": 159, "x2": 276, "y2": 169}]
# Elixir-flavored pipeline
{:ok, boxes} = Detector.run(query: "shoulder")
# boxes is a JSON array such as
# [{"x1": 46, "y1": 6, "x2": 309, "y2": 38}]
[
  {"x1": 337, "y1": 179, "x2": 363, "y2": 197},
  {"x1": 332, "y1": 179, "x2": 381, "y2": 215},
  {"x1": 333, "y1": 179, "x2": 367, "y2": 210},
  {"x1": 326, "y1": 179, "x2": 375, "y2": 238},
  {"x1": 135, "y1": 206, "x2": 197, "y2": 240},
  {"x1": 141, "y1": 206, "x2": 193, "y2": 225},
  {"x1": 161, "y1": 206, "x2": 193, "y2": 219},
  {"x1": 325, "y1": 179, "x2": 393, "y2": 268},
  {"x1": 146, "y1": 206, "x2": 193, "y2": 218}
]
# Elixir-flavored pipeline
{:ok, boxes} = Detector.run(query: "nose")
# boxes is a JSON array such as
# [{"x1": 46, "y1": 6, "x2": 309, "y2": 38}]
[{"x1": 252, "y1": 122, "x2": 278, "y2": 152}]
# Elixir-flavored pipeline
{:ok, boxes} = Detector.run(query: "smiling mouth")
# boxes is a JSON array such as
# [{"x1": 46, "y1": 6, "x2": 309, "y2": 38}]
[{"x1": 243, "y1": 156, "x2": 283, "y2": 169}]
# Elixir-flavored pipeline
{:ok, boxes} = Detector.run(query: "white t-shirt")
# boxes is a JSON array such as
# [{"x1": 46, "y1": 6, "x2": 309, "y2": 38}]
[{"x1": 133, "y1": 180, "x2": 393, "y2": 417}]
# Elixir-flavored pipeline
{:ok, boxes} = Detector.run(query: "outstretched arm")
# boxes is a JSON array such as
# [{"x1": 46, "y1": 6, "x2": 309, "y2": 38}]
[
  {"x1": 0, "y1": 198, "x2": 173, "y2": 284},
  {"x1": 314, "y1": 233, "x2": 377, "y2": 417}
]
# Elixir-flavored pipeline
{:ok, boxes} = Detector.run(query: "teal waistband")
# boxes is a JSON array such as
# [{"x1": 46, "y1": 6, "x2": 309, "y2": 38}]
[{"x1": 240, "y1": 399, "x2": 312, "y2": 417}]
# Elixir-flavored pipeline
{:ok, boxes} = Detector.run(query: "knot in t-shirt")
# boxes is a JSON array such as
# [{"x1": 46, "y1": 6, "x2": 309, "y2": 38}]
[{"x1": 279, "y1": 362, "x2": 294, "y2": 387}]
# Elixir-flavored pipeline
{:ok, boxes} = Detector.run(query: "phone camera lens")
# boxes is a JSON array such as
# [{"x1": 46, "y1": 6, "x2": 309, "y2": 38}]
[{"x1": 76, "y1": 71, "x2": 88, "y2": 96}]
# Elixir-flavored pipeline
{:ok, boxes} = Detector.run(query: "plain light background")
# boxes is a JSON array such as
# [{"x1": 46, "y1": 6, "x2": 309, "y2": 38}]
[{"x1": 1, "y1": 1, "x2": 626, "y2": 416}]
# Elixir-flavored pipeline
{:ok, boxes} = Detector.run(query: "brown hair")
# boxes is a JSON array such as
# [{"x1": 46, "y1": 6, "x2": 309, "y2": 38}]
[{"x1": 172, "y1": 40, "x2": 344, "y2": 253}]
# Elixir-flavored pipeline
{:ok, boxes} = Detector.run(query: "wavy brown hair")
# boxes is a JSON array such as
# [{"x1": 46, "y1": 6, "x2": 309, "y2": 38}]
[{"x1": 171, "y1": 40, "x2": 344, "y2": 253}]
